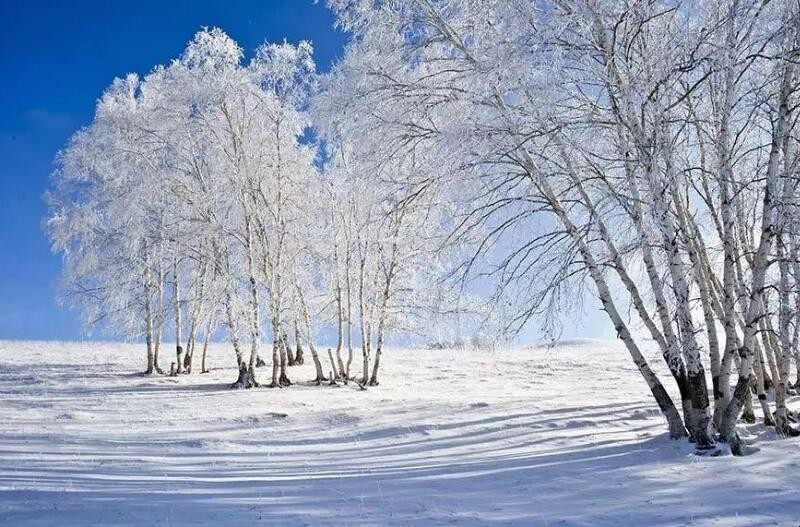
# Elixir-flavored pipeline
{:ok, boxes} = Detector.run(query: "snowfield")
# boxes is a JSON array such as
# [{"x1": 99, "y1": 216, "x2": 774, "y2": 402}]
[{"x1": 0, "y1": 340, "x2": 798, "y2": 526}]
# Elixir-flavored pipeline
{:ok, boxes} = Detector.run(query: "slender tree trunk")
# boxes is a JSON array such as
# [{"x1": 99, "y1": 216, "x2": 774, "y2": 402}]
[
  {"x1": 775, "y1": 238, "x2": 798, "y2": 434},
  {"x1": 369, "y1": 264, "x2": 394, "y2": 386},
  {"x1": 793, "y1": 260, "x2": 800, "y2": 389},
  {"x1": 345, "y1": 252, "x2": 354, "y2": 378},
  {"x1": 153, "y1": 256, "x2": 165, "y2": 374},
  {"x1": 285, "y1": 327, "x2": 296, "y2": 365},
  {"x1": 711, "y1": 8, "x2": 740, "y2": 428},
  {"x1": 327, "y1": 348, "x2": 338, "y2": 382},
  {"x1": 245, "y1": 218, "x2": 261, "y2": 388},
  {"x1": 227, "y1": 292, "x2": 250, "y2": 388},
  {"x1": 294, "y1": 275, "x2": 326, "y2": 383},
  {"x1": 278, "y1": 329, "x2": 291, "y2": 386},
  {"x1": 173, "y1": 258, "x2": 183, "y2": 374},
  {"x1": 335, "y1": 271, "x2": 346, "y2": 379},
  {"x1": 143, "y1": 243, "x2": 155, "y2": 374},
  {"x1": 752, "y1": 345, "x2": 775, "y2": 426},
  {"x1": 358, "y1": 253, "x2": 370, "y2": 383},
  {"x1": 269, "y1": 326, "x2": 280, "y2": 387},
  {"x1": 144, "y1": 266, "x2": 155, "y2": 375},
  {"x1": 294, "y1": 318, "x2": 304, "y2": 365},
  {"x1": 184, "y1": 267, "x2": 207, "y2": 374},
  {"x1": 201, "y1": 312, "x2": 214, "y2": 374},
  {"x1": 759, "y1": 317, "x2": 778, "y2": 391}
]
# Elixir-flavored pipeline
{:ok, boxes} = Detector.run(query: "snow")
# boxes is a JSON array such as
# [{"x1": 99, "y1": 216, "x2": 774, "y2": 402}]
[{"x1": 0, "y1": 340, "x2": 798, "y2": 526}]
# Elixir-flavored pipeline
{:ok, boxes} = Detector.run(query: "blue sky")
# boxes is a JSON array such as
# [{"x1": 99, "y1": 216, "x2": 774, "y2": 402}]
[{"x1": 0, "y1": 0, "x2": 347, "y2": 340}]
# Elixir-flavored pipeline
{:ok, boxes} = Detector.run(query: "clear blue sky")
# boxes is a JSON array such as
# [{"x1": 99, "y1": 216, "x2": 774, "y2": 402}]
[{"x1": 0, "y1": 0, "x2": 347, "y2": 340}]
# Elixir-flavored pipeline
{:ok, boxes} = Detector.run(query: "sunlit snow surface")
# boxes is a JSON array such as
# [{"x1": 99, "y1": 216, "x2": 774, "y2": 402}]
[{"x1": 0, "y1": 340, "x2": 798, "y2": 526}]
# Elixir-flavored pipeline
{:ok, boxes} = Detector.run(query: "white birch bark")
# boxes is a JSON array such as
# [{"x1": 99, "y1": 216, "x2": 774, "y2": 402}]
[
  {"x1": 719, "y1": 20, "x2": 798, "y2": 448},
  {"x1": 293, "y1": 274, "x2": 326, "y2": 383},
  {"x1": 514, "y1": 142, "x2": 687, "y2": 438},
  {"x1": 173, "y1": 258, "x2": 183, "y2": 374},
  {"x1": 144, "y1": 249, "x2": 156, "y2": 375}
]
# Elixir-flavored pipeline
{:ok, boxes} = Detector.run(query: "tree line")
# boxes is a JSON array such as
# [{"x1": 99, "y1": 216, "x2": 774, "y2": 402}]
[{"x1": 47, "y1": 29, "x2": 463, "y2": 390}]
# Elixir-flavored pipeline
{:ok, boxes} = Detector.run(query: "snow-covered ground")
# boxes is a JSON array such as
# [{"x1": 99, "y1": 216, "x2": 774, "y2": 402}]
[{"x1": 0, "y1": 340, "x2": 798, "y2": 526}]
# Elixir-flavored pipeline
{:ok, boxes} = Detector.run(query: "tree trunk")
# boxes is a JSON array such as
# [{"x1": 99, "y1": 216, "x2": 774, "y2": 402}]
[
  {"x1": 225, "y1": 291, "x2": 247, "y2": 383},
  {"x1": 358, "y1": 254, "x2": 370, "y2": 384},
  {"x1": 285, "y1": 328, "x2": 296, "y2": 366},
  {"x1": 144, "y1": 257, "x2": 156, "y2": 375},
  {"x1": 278, "y1": 331, "x2": 292, "y2": 386},
  {"x1": 153, "y1": 256, "x2": 165, "y2": 374},
  {"x1": 335, "y1": 278, "x2": 346, "y2": 379},
  {"x1": 294, "y1": 276, "x2": 326, "y2": 383},
  {"x1": 184, "y1": 267, "x2": 207, "y2": 374},
  {"x1": 345, "y1": 253, "x2": 354, "y2": 378},
  {"x1": 269, "y1": 331, "x2": 280, "y2": 387},
  {"x1": 294, "y1": 317, "x2": 305, "y2": 364},
  {"x1": 173, "y1": 258, "x2": 183, "y2": 375},
  {"x1": 293, "y1": 319, "x2": 304, "y2": 365},
  {"x1": 232, "y1": 218, "x2": 261, "y2": 389},
  {"x1": 774, "y1": 238, "x2": 798, "y2": 435},
  {"x1": 201, "y1": 312, "x2": 214, "y2": 374},
  {"x1": 328, "y1": 349, "x2": 338, "y2": 381}
]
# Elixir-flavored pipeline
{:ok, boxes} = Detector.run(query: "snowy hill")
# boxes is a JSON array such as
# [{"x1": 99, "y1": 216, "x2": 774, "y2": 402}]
[{"x1": 0, "y1": 340, "x2": 798, "y2": 526}]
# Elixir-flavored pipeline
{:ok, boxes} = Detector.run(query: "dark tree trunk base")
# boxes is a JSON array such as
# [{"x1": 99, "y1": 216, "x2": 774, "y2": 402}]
[
  {"x1": 310, "y1": 374, "x2": 328, "y2": 386},
  {"x1": 741, "y1": 409, "x2": 757, "y2": 424},
  {"x1": 692, "y1": 445, "x2": 723, "y2": 457},
  {"x1": 691, "y1": 432, "x2": 715, "y2": 450},
  {"x1": 774, "y1": 418, "x2": 800, "y2": 437},
  {"x1": 230, "y1": 367, "x2": 259, "y2": 389},
  {"x1": 728, "y1": 430, "x2": 754, "y2": 456}
]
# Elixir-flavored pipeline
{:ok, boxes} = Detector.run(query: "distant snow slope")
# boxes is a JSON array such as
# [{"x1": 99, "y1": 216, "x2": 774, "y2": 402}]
[{"x1": 0, "y1": 340, "x2": 798, "y2": 526}]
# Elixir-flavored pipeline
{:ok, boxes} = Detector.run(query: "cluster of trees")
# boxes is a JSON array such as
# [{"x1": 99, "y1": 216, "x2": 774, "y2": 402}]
[
  {"x1": 46, "y1": 29, "x2": 459, "y2": 390},
  {"x1": 48, "y1": 0, "x2": 800, "y2": 455},
  {"x1": 317, "y1": 0, "x2": 800, "y2": 454}
]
